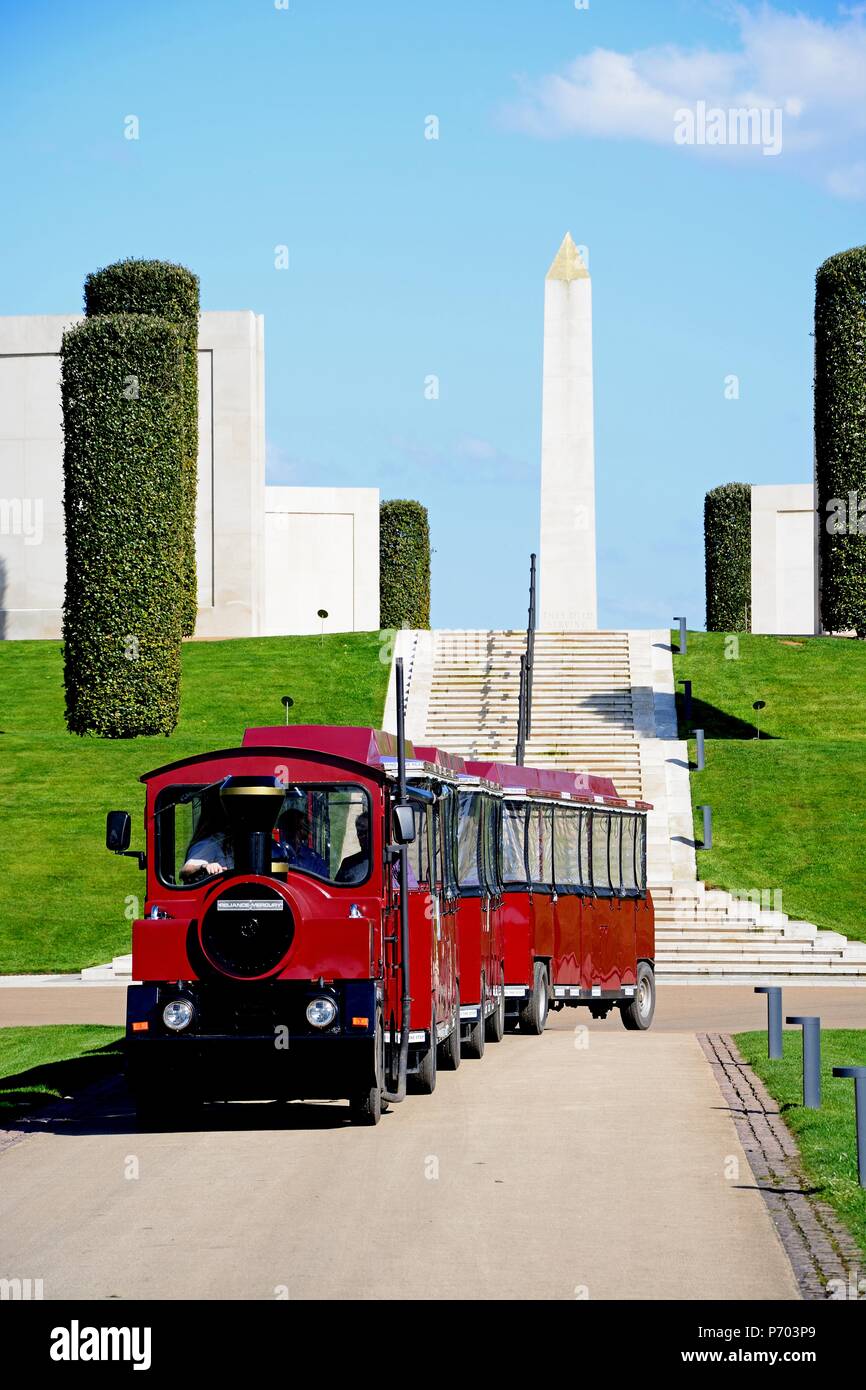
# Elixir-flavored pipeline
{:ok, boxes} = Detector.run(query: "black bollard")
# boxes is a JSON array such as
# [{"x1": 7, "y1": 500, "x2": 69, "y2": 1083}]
[
  {"x1": 755, "y1": 986, "x2": 783, "y2": 1060},
  {"x1": 832, "y1": 1066, "x2": 866, "y2": 1188},
  {"x1": 786, "y1": 1016, "x2": 821, "y2": 1109}
]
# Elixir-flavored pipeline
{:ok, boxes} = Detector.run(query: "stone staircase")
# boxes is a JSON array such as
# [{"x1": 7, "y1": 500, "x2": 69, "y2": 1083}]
[
  {"x1": 385, "y1": 627, "x2": 866, "y2": 984},
  {"x1": 423, "y1": 629, "x2": 643, "y2": 797},
  {"x1": 654, "y1": 884, "x2": 866, "y2": 983}
]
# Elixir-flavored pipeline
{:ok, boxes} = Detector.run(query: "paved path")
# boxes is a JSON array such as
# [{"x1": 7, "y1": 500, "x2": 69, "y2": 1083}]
[
  {"x1": 2, "y1": 983, "x2": 863, "y2": 1031},
  {"x1": 0, "y1": 1016, "x2": 800, "y2": 1300}
]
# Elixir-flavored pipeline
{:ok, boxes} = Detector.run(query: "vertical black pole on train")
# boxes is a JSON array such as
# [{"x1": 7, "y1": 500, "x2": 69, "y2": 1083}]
[
  {"x1": 526, "y1": 552, "x2": 537, "y2": 741},
  {"x1": 383, "y1": 657, "x2": 411, "y2": 1104}
]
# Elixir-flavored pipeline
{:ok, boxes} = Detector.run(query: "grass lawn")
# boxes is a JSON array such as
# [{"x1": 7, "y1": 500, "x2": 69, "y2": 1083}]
[
  {"x1": 674, "y1": 632, "x2": 866, "y2": 942},
  {"x1": 0, "y1": 634, "x2": 390, "y2": 974},
  {"x1": 735, "y1": 1029, "x2": 866, "y2": 1262},
  {"x1": 0, "y1": 1025, "x2": 123, "y2": 1121}
]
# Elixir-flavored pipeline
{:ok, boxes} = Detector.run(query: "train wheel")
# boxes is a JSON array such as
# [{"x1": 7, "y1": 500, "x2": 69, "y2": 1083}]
[
  {"x1": 621, "y1": 962, "x2": 656, "y2": 1031},
  {"x1": 518, "y1": 962, "x2": 549, "y2": 1035},
  {"x1": 463, "y1": 977, "x2": 486, "y2": 1060},
  {"x1": 438, "y1": 989, "x2": 461, "y2": 1071},
  {"x1": 413, "y1": 1009, "x2": 438, "y2": 1095},
  {"x1": 349, "y1": 1084, "x2": 382, "y2": 1125},
  {"x1": 485, "y1": 980, "x2": 505, "y2": 1043},
  {"x1": 349, "y1": 1014, "x2": 385, "y2": 1124}
]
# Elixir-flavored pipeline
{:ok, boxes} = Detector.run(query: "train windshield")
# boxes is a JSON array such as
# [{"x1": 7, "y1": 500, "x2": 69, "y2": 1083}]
[{"x1": 156, "y1": 782, "x2": 372, "y2": 888}]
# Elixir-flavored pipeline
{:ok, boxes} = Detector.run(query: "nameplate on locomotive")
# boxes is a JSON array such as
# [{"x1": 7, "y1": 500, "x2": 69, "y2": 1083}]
[{"x1": 216, "y1": 899, "x2": 284, "y2": 912}]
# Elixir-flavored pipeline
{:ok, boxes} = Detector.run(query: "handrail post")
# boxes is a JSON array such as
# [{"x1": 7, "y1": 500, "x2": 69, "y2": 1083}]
[
  {"x1": 526, "y1": 552, "x2": 537, "y2": 741},
  {"x1": 515, "y1": 653, "x2": 527, "y2": 765}
]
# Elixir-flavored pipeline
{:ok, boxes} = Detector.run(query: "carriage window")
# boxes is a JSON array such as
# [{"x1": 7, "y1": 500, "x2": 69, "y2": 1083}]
[
  {"x1": 501, "y1": 800, "x2": 528, "y2": 886},
  {"x1": 429, "y1": 802, "x2": 441, "y2": 888},
  {"x1": 155, "y1": 782, "x2": 372, "y2": 888},
  {"x1": 578, "y1": 809, "x2": 591, "y2": 889},
  {"x1": 635, "y1": 814, "x2": 647, "y2": 895},
  {"x1": 620, "y1": 815, "x2": 638, "y2": 894},
  {"x1": 590, "y1": 811, "x2": 612, "y2": 894},
  {"x1": 411, "y1": 804, "x2": 430, "y2": 886},
  {"x1": 481, "y1": 796, "x2": 501, "y2": 897},
  {"x1": 528, "y1": 804, "x2": 554, "y2": 889},
  {"x1": 553, "y1": 806, "x2": 581, "y2": 891},
  {"x1": 438, "y1": 794, "x2": 458, "y2": 897},
  {"x1": 457, "y1": 791, "x2": 482, "y2": 888},
  {"x1": 608, "y1": 815, "x2": 623, "y2": 895}
]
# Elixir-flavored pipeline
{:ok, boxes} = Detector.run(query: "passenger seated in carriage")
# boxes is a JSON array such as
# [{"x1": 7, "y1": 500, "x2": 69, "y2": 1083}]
[
  {"x1": 180, "y1": 807, "x2": 234, "y2": 881},
  {"x1": 274, "y1": 808, "x2": 329, "y2": 878},
  {"x1": 335, "y1": 811, "x2": 371, "y2": 884}
]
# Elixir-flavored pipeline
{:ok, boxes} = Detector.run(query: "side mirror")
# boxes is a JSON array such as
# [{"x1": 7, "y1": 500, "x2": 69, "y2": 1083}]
[
  {"x1": 106, "y1": 810, "x2": 131, "y2": 853},
  {"x1": 392, "y1": 805, "x2": 416, "y2": 846}
]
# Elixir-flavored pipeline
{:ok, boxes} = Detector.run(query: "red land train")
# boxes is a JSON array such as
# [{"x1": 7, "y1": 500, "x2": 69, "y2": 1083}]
[{"x1": 107, "y1": 707, "x2": 654, "y2": 1127}]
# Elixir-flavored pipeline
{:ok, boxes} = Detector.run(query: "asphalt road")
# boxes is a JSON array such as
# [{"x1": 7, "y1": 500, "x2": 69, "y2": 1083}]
[{"x1": 0, "y1": 1012, "x2": 801, "y2": 1301}]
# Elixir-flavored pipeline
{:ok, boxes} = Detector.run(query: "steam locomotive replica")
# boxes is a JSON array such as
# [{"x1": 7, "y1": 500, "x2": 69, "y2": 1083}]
[{"x1": 107, "y1": 663, "x2": 655, "y2": 1126}]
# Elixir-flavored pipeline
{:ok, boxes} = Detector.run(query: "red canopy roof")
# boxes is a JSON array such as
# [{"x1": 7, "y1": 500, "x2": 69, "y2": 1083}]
[
  {"x1": 242, "y1": 726, "x2": 410, "y2": 768},
  {"x1": 464, "y1": 759, "x2": 619, "y2": 798},
  {"x1": 412, "y1": 746, "x2": 468, "y2": 776},
  {"x1": 240, "y1": 729, "x2": 648, "y2": 806}
]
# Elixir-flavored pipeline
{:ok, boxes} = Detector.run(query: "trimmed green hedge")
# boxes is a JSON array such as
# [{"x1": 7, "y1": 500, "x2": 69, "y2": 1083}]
[
  {"x1": 815, "y1": 246, "x2": 866, "y2": 637},
  {"x1": 84, "y1": 259, "x2": 200, "y2": 636},
  {"x1": 61, "y1": 315, "x2": 184, "y2": 736},
  {"x1": 380, "y1": 499, "x2": 431, "y2": 629},
  {"x1": 704, "y1": 483, "x2": 752, "y2": 631}
]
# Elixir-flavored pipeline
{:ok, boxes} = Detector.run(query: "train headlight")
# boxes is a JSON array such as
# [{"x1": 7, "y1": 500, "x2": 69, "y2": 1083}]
[
  {"x1": 163, "y1": 998, "x2": 195, "y2": 1032},
  {"x1": 306, "y1": 997, "x2": 337, "y2": 1029}
]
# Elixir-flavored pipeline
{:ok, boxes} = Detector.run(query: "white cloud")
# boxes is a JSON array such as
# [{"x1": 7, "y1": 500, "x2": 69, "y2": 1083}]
[{"x1": 503, "y1": 3, "x2": 866, "y2": 196}]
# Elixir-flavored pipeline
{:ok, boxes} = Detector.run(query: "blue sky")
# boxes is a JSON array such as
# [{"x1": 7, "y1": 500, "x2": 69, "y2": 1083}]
[{"x1": 2, "y1": 0, "x2": 865, "y2": 629}]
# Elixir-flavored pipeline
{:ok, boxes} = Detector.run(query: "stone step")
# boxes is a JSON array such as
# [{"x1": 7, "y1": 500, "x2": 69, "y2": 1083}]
[
  {"x1": 431, "y1": 690, "x2": 632, "y2": 699},
  {"x1": 431, "y1": 667, "x2": 633, "y2": 676},
  {"x1": 658, "y1": 957, "x2": 866, "y2": 974},
  {"x1": 657, "y1": 926, "x2": 790, "y2": 939},
  {"x1": 657, "y1": 942, "x2": 848, "y2": 959}
]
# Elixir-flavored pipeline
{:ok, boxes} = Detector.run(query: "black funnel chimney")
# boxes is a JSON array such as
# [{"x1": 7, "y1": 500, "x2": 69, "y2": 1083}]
[{"x1": 219, "y1": 776, "x2": 285, "y2": 875}]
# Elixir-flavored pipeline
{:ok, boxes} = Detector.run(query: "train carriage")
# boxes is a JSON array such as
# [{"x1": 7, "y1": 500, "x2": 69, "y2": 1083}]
[
  {"x1": 415, "y1": 748, "x2": 507, "y2": 1059},
  {"x1": 466, "y1": 761, "x2": 656, "y2": 1031},
  {"x1": 383, "y1": 748, "x2": 463, "y2": 1092}
]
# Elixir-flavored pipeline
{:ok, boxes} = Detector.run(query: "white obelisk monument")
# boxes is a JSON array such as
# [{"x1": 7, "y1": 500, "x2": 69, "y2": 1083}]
[{"x1": 538, "y1": 233, "x2": 597, "y2": 630}]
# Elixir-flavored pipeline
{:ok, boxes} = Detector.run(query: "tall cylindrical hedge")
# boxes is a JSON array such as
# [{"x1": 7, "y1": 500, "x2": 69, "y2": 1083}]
[
  {"x1": 84, "y1": 259, "x2": 200, "y2": 636},
  {"x1": 62, "y1": 315, "x2": 185, "y2": 736},
  {"x1": 815, "y1": 246, "x2": 866, "y2": 637},
  {"x1": 380, "y1": 499, "x2": 431, "y2": 629},
  {"x1": 704, "y1": 483, "x2": 752, "y2": 631}
]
